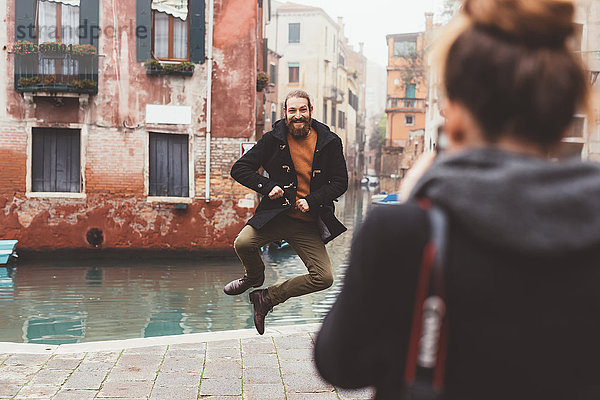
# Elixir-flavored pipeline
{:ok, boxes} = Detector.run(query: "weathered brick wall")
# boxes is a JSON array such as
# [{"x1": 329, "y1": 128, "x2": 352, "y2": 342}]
[
  {"x1": 0, "y1": 122, "x2": 27, "y2": 195},
  {"x1": 195, "y1": 136, "x2": 255, "y2": 201},
  {"x1": 0, "y1": 128, "x2": 256, "y2": 250},
  {"x1": 85, "y1": 127, "x2": 146, "y2": 195}
]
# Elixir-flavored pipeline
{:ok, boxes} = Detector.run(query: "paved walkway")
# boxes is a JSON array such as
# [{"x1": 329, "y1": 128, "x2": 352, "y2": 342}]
[{"x1": 0, "y1": 324, "x2": 374, "y2": 400}]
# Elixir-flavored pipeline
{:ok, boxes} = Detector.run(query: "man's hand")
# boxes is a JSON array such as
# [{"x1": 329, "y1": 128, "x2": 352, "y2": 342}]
[
  {"x1": 268, "y1": 186, "x2": 284, "y2": 199},
  {"x1": 296, "y1": 199, "x2": 309, "y2": 213}
]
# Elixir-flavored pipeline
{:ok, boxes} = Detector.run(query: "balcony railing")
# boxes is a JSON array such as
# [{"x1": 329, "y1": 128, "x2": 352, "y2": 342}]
[
  {"x1": 324, "y1": 86, "x2": 344, "y2": 104},
  {"x1": 14, "y1": 53, "x2": 99, "y2": 95},
  {"x1": 386, "y1": 97, "x2": 427, "y2": 111}
]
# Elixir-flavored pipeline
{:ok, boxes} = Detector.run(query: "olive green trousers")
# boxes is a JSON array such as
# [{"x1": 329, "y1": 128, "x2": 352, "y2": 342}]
[{"x1": 233, "y1": 213, "x2": 333, "y2": 306}]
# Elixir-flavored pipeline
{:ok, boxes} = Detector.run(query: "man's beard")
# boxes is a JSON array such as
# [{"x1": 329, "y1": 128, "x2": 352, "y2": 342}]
[{"x1": 286, "y1": 115, "x2": 312, "y2": 138}]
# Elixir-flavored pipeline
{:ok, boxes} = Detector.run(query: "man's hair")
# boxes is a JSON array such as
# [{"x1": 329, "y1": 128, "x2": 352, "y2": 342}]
[{"x1": 284, "y1": 90, "x2": 313, "y2": 111}]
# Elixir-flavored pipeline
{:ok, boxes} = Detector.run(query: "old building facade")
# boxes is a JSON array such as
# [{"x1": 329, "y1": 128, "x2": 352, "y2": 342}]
[
  {"x1": 0, "y1": 0, "x2": 265, "y2": 251},
  {"x1": 265, "y1": 2, "x2": 366, "y2": 182},
  {"x1": 381, "y1": 27, "x2": 428, "y2": 193}
]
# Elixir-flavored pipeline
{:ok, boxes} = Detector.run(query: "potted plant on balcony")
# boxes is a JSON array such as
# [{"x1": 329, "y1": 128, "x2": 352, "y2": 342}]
[
  {"x1": 10, "y1": 41, "x2": 37, "y2": 56},
  {"x1": 179, "y1": 61, "x2": 195, "y2": 76},
  {"x1": 70, "y1": 79, "x2": 98, "y2": 93},
  {"x1": 17, "y1": 76, "x2": 41, "y2": 90},
  {"x1": 256, "y1": 71, "x2": 269, "y2": 92},
  {"x1": 11, "y1": 41, "x2": 37, "y2": 73},
  {"x1": 38, "y1": 42, "x2": 69, "y2": 59},
  {"x1": 144, "y1": 59, "x2": 166, "y2": 75},
  {"x1": 71, "y1": 44, "x2": 97, "y2": 57},
  {"x1": 144, "y1": 59, "x2": 195, "y2": 76}
]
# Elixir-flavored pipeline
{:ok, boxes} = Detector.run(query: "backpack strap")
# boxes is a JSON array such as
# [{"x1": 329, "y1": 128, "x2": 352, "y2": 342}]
[{"x1": 403, "y1": 205, "x2": 449, "y2": 400}]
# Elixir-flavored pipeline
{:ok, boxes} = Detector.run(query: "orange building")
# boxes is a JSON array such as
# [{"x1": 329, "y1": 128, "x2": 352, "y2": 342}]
[{"x1": 381, "y1": 16, "x2": 431, "y2": 192}]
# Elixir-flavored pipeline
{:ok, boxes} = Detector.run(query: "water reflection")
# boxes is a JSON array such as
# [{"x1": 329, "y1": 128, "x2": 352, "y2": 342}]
[{"x1": 0, "y1": 188, "x2": 378, "y2": 344}]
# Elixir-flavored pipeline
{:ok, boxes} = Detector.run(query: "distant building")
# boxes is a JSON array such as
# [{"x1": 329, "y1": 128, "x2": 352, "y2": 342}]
[
  {"x1": 382, "y1": 14, "x2": 432, "y2": 192},
  {"x1": 423, "y1": 5, "x2": 600, "y2": 162},
  {"x1": 575, "y1": 1, "x2": 600, "y2": 161},
  {"x1": 263, "y1": 48, "x2": 282, "y2": 134},
  {"x1": 265, "y1": 2, "x2": 367, "y2": 181}
]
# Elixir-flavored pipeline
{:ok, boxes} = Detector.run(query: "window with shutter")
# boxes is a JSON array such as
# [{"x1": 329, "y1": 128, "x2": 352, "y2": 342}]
[
  {"x1": 149, "y1": 133, "x2": 190, "y2": 197},
  {"x1": 14, "y1": 0, "x2": 98, "y2": 94},
  {"x1": 32, "y1": 128, "x2": 81, "y2": 193},
  {"x1": 138, "y1": 0, "x2": 205, "y2": 63},
  {"x1": 331, "y1": 105, "x2": 336, "y2": 127},
  {"x1": 269, "y1": 63, "x2": 277, "y2": 85}
]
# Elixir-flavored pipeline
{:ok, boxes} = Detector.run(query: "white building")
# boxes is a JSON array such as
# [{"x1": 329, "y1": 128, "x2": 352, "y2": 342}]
[
  {"x1": 266, "y1": 1, "x2": 357, "y2": 157},
  {"x1": 576, "y1": 1, "x2": 600, "y2": 161}
]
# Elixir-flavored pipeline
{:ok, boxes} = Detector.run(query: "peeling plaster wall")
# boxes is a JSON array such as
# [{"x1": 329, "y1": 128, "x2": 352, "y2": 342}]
[
  {"x1": 212, "y1": 0, "x2": 257, "y2": 139},
  {"x1": 0, "y1": 0, "x2": 259, "y2": 251},
  {"x1": 0, "y1": 194, "x2": 254, "y2": 250}
]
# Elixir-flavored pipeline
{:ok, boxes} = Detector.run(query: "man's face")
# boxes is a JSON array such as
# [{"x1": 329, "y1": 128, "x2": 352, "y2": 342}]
[{"x1": 285, "y1": 97, "x2": 312, "y2": 138}]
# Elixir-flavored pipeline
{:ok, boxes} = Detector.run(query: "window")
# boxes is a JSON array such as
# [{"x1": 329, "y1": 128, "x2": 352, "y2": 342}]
[
  {"x1": 338, "y1": 54, "x2": 345, "y2": 67},
  {"x1": 288, "y1": 62, "x2": 299, "y2": 84},
  {"x1": 323, "y1": 101, "x2": 328, "y2": 123},
  {"x1": 393, "y1": 39, "x2": 417, "y2": 57},
  {"x1": 37, "y1": 0, "x2": 80, "y2": 76},
  {"x1": 269, "y1": 63, "x2": 277, "y2": 85},
  {"x1": 567, "y1": 116, "x2": 585, "y2": 138},
  {"x1": 137, "y1": 0, "x2": 204, "y2": 63},
  {"x1": 149, "y1": 133, "x2": 189, "y2": 197},
  {"x1": 405, "y1": 84, "x2": 416, "y2": 107},
  {"x1": 405, "y1": 115, "x2": 415, "y2": 126},
  {"x1": 349, "y1": 89, "x2": 358, "y2": 110},
  {"x1": 338, "y1": 111, "x2": 345, "y2": 129},
  {"x1": 152, "y1": 0, "x2": 189, "y2": 60},
  {"x1": 32, "y1": 128, "x2": 81, "y2": 193},
  {"x1": 332, "y1": 105, "x2": 336, "y2": 127},
  {"x1": 289, "y1": 23, "x2": 300, "y2": 43}
]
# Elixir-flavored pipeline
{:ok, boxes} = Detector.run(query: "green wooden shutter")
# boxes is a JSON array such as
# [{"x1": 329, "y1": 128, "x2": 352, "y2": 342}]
[
  {"x1": 136, "y1": 0, "x2": 152, "y2": 61},
  {"x1": 79, "y1": 0, "x2": 100, "y2": 48},
  {"x1": 189, "y1": 0, "x2": 205, "y2": 63},
  {"x1": 15, "y1": 0, "x2": 36, "y2": 42},
  {"x1": 79, "y1": 0, "x2": 100, "y2": 84}
]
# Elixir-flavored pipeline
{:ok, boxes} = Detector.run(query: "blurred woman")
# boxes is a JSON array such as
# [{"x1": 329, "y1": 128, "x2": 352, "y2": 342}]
[{"x1": 315, "y1": 0, "x2": 600, "y2": 399}]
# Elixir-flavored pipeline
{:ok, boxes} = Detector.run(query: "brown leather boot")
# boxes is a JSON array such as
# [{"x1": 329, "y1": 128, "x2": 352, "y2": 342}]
[
  {"x1": 223, "y1": 274, "x2": 265, "y2": 295},
  {"x1": 249, "y1": 289, "x2": 273, "y2": 335}
]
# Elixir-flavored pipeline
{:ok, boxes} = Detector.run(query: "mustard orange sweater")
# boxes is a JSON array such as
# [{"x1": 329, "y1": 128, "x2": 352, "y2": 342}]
[{"x1": 287, "y1": 127, "x2": 317, "y2": 221}]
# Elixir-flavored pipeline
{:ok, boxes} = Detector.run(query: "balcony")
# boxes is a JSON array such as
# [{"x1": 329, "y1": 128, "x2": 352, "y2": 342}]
[
  {"x1": 12, "y1": 42, "x2": 99, "y2": 96},
  {"x1": 324, "y1": 86, "x2": 344, "y2": 104},
  {"x1": 385, "y1": 97, "x2": 427, "y2": 112}
]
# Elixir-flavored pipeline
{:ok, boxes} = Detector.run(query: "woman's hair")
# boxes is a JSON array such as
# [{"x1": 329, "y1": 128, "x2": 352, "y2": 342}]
[{"x1": 437, "y1": 0, "x2": 591, "y2": 148}]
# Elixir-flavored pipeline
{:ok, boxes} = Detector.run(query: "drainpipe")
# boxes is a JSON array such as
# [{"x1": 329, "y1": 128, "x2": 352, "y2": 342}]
[{"x1": 205, "y1": 0, "x2": 215, "y2": 203}]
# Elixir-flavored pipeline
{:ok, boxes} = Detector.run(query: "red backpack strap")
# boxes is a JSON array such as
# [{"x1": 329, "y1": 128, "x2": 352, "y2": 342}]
[{"x1": 402, "y1": 204, "x2": 449, "y2": 399}]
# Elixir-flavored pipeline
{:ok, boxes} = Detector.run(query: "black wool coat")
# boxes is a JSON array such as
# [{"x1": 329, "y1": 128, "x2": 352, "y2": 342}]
[{"x1": 231, "y1": 119, "x2": 348, "y2": 243}]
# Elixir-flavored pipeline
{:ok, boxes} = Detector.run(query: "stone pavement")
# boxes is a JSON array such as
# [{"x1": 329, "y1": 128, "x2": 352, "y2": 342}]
[{"x1": 0, "y1": 324, "x2": 374, "y2": 400}]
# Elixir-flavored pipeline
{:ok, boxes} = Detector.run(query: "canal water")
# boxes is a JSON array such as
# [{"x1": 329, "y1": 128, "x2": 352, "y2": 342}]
[{"x1": 0, "y1": 188, "x2": 377, "y2": 344}]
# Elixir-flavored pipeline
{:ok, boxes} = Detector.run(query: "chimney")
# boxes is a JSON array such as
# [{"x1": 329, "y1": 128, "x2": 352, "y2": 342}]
[
  {"x1": 359, "y1": 42, "x2": 364, "y2": 55},
  {"x1": 425, "y1": 12, "x2": 434, "y2": 32},
  {"x1": 337, "y1": 16, "x2": 344, "y2": 36}
]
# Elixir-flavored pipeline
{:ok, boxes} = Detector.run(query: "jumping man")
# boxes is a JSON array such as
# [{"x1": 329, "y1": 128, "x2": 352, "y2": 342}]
[{"x1": 225, "y1": 90, "x2": 349, "y2": 334}]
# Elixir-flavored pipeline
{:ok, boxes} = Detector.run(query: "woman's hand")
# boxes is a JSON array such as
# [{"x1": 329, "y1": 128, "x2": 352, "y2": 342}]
[{"x1": 398, "y1": 152, "x2": 436, "y2": 203}]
